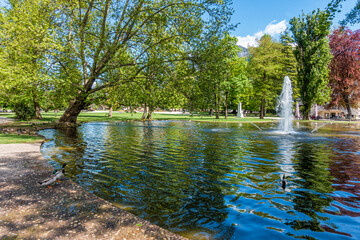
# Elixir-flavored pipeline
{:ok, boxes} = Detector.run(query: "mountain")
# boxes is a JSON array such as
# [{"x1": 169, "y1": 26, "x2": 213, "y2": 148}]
[{"x1": 237, "y1": 45, "x2": 249, "y2": 58}]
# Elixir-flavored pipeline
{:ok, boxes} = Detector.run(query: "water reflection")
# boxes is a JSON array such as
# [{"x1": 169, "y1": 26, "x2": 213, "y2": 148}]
[{"x1": 40, "y1": 121, "x2": 360, "y2": 239}]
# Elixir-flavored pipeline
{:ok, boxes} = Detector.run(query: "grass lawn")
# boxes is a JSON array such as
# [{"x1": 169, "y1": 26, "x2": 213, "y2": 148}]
[
  {"x1": 0, "y1": 134, "x2": 43, "y2": 144},
  {"x1": 1, "y1": 111, "x2": 276, "y2": 123}
]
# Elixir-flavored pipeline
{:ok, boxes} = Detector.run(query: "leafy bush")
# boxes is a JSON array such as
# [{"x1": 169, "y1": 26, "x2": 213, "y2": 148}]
[{"x1": 13, "y1": 102, "x2": 35, "y2": 120}]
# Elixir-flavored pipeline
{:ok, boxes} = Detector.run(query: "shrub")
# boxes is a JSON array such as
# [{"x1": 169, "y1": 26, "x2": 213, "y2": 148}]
[{"x1": 13, "y1": 102, "x2": 35, "y2": 120}]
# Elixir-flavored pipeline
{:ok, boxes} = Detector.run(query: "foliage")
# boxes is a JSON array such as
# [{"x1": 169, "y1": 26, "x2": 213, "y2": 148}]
[
  {"x1": 189, "y1": 34, "x2": 250, "y2": 119},
  {"x1": 328, "y1": 27, "x2": 360, "y2": 117},
  {"x1": 280, "y1": 31, "x2": 299, "y2": 99},
  {"x1": 340, "y1": 0, "x2": 360, "y2": 25},
  {"x1": 51, "y1": 0, "x2": 235, "y2": 124},
  {"x1": 289, "y1": 8, "x2": 333, "y2": 119},
  {"x1": 227, "y1": 56, "x2": 251, "y2": 112},
  {"x1": 0, "y1": 0, "x2": 60, "y2": 119},
  {"x1": 247, "y1": 35, "x2": 287, "y2": 119},
  {"x1": 12, "y1": 101, "x2": 35, "y2": 120}
]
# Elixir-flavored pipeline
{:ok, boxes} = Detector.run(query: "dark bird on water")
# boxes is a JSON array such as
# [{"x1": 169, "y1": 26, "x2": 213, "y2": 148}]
[{"x1": 281, "y1": 174, "x2": 287, "y2": 190}]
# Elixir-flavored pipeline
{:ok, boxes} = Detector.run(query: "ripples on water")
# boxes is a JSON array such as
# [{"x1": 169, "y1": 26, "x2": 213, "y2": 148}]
[{"x1": 39, "y1": 121, "x2": 360, "y2": 239}]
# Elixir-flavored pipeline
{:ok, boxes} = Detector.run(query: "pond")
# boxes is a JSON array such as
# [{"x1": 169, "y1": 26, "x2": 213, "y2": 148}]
[{"x1": 39, "y1": 121, "x2": 360, "y2": 240}]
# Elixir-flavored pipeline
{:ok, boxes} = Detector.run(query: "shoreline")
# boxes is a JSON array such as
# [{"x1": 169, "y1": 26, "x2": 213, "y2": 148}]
[{"x1": 0, "y1": 142, "x2": 187, "y2": 239}]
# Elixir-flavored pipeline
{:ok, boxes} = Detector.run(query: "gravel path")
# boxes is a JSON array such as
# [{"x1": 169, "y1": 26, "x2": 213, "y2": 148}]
[
  {"x1": 0, "y1": 143, "x2": 187, "y2": 240},
  {"x1": 0, "y1": 117, "x2": 14, "y2": 124}
]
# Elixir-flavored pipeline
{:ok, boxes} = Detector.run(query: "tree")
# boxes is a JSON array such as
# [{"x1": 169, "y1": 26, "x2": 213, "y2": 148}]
[
  {"x1": 328, "y1": 27, "x2": 360, "y2": 119},
  {"x1": 340, "y1": 0, "x2": 360, "y2": 25},
  {"x1": 289, "y1": 9, "x2": 334, "y2": 119},
  {"x1": 53, "y1": 0, "x2": 234, "y2": 125},
  {"x1": 225, "y1": 56, "x2": 250, "y2": 118},
  {"x1": 247, "y1": 35, "x2": 285, "y2": 119},
  {"x1": 0, "y1": 0, "x2": 59, "y2": 119}
]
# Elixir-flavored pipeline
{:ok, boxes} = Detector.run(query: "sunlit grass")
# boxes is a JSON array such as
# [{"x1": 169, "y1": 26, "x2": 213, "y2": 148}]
[
  {"x1": 0, "y1": 134, "x2": 43, "y2": 144},
  {"x1": 1, "y1": 111, "x2": 276, "y2": 123}
]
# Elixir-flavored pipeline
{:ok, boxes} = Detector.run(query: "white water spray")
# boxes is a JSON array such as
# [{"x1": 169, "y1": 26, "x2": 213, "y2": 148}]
[{"x1": 276, "y1": 76, "x2": 294, "y2": 133}]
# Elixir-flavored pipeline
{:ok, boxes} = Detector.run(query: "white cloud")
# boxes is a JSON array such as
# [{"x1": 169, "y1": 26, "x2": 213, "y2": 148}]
[{"x1": 237, "y1": 20, "x2": 288, "y2": 48}]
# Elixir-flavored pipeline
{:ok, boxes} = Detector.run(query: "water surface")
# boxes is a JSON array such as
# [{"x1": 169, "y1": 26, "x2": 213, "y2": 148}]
[{"x1": 39, "y1": 121, "x2": 360, "y2": 239}]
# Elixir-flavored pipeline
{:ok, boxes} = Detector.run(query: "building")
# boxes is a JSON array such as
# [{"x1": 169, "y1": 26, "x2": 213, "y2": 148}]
[{"x1": 312, "y1": 105, "x2": 360, "y2": 120}]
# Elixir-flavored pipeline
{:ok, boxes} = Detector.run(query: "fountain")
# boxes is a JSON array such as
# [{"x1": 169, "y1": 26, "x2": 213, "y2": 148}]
[{"x1": 276, "y1": 76, "x2": 294, "y2": 134}]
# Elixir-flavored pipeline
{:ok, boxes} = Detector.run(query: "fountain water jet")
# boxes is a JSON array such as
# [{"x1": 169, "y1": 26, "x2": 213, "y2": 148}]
[{"x1": 276, "y1": 76, "x2": 294, "y2": 134}]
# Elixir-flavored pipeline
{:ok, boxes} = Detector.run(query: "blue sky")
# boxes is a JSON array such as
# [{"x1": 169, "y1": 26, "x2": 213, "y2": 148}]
[{"x1": 231, "y1": 0, "x2": 360, "y2": 47}]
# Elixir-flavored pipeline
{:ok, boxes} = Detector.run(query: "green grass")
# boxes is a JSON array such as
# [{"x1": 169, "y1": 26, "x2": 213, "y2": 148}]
[
  {"x1": 1, "y1": 111, "x2": 276, "y2": 123},
  {"x1": 0, "y1": 134, "x2": 43, "y2": 144},
  {"x1": 4, "y1": 111, "x2": 360, "y2": 124},
  {"x1": 75, "y1": 111, "x2": 276, "y2": 123}
]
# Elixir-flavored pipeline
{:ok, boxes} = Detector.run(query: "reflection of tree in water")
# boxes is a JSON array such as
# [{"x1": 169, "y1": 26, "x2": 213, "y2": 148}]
[
  {"x1": 289, "y1": 142, "x2": 334, "y2": 232},
  {"x1": 128, "y1": 122, "x2": 234, "y2": 239},
  {"x1": 177, "y1": 133, "x2": 234, "y2": 239},
  {"x1": 39, "y1": 123, "x2": 360, "y2": 239},
  {"x1": 46, "y1": 127, "x2": 86, "y2": 173},
  {"x1": 327, "y1": 137, "x2": 360, "y2": 218},
  {"x1": 62, "y1": 121, "x2": 235, "y2": 239}
]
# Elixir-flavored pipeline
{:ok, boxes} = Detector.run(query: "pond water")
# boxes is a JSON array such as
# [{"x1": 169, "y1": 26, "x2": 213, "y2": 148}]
[{"x1": 39, "y1": 121, "x2": 360, "y2": 240}]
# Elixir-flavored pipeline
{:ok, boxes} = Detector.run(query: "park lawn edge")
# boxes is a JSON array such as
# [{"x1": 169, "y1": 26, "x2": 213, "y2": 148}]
[{"x1": 0, "y1": 134, "x2": 44, "y2": 144}]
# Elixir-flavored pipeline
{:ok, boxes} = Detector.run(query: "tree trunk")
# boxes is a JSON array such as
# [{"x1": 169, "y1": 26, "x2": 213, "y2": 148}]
[
  {"x1": 260, "y1": 72, "x2": 267, "y2": 119},
  {"x1": 260, "y1": 98, "x2": 265, "y2": 119},
  {"x1": 57, "y1": 95, "x2": 89, "y2": 124},
  {"x1": 345, "y1": 95, "x2": 352, "y2": 121},
  {"x1": 303, "y1": 102, "x2": 310, "y2": 120},
  {"x1": 225, "y1": 92, "x2": 228, "y2": 119},
  {"x1": 108, "y1": 105, "x2": 113, "y2": 118},
  {"x1": 33, "y1": 99, "x2": 42, "y2": 119},
  {"x1": 216, "y1": 94, "x2": 220, "y2": 119},
  {"x1": 141, "y1": 104, "x2": 148, "y2": 120},
  {"x1": 210, "y1": 109, "x2": 213, "y2": 116},
  {"x1": 146, "y1": 105, "x2": 153, "y2": 120}
]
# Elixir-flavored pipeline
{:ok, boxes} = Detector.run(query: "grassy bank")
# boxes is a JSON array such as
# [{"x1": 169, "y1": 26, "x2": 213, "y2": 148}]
[{"x1": 0, "y1": 134, "x2": 43, "y2": 144}]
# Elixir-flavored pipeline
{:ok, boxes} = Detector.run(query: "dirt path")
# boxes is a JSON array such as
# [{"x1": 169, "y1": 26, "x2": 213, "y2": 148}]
[
  {"x1": 0, "y1": 117, "x2": 14, "y2": 124},
  {"x1": 0, "y1": 143, "x2": 187, "y2": 240}
]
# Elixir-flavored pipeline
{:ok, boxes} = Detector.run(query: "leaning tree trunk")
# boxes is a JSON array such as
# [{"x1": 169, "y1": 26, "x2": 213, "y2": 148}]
[{"x1": 57, "y1": 95, "x2": 89, "y2": 125}]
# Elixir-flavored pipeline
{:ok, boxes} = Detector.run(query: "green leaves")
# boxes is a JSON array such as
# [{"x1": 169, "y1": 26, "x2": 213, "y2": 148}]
[
  {"x1": 1, "y1": 0, "x2": 235, "y2": 122},
  {"x1": 247, "y1": 35, "x2": 291, "y2": 118},
  {"x1": 289, "y1": 8, "x2": 333, "y2": 119},
  {"x1": 340, "y1": 0, "x2": 360, "y2": 25}
]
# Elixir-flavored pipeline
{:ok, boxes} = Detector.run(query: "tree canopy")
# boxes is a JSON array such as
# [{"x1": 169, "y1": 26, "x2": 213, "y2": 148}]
[
  {"x1": 328, "y1": 27, "x2": 360, "y2": 118},
  {"x1": 340, "y1": 0, "x2": 360, "y2": 25},
  {"x1": 1, "y1": 0, "x2": 236, "y2": 124},
  {"x1": 289, "y1": 8, "x2": 333, "y2": 119}
]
